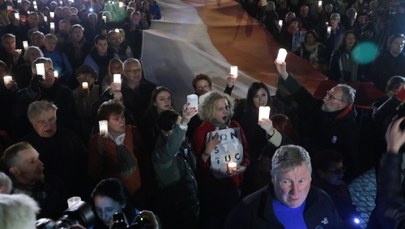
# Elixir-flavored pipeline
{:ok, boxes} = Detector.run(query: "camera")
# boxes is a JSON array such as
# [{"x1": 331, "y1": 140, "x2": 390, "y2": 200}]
[
  {"x1": 36, "y1": 201, "x2": 95, "y2": 229},
  {"x1": 110, "y1": 212, "x2": 153, "y2": 229}
]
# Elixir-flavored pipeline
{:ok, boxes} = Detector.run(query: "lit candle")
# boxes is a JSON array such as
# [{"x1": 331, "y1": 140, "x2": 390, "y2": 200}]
[
  {"x1": 35, "y1": 63, "x2": 45, "y2": 79},
  {"x1": 14, "y1": 12, "x2": 20, "y2": 20},
  {"x1": 113, "y1": 74, "x2": 121, "y2": 84},
  {"x1": 23, "y1": 41, "x2": 28, "y2": 50},
  {"x1": 67, "y1": 196, "x2": 81, "y2": 208},
  {"x1": 227, "y1": 162, "x2": 237, "y2": 173},
  {"x1": 50, "y1": 22, "x2": 55, "y2": 32},
  {"x1": 258, "y1": 106, "x2": 271, "y2": 121},
  {"x1": 3, "y1": 76, "x2": 12, "y2": 85},
  {"x1": 327, "y1": 26, "x2": 332, "y2": 34},
  {"x1": 82, "y1": 82, "x2": 89, "y2": 90},
  {"x1": 278, "y1": 19, "x2": 283, "y2": 28},
  {"x1": 99, "y1": 120, "x2": 108, "y2": 136},
  {"x1": 275, "y1": 48, "x2": 288, "y2": 64},
  {"x1": 50, "y1": 12, "x2": 54, "y2": 19},
  {"x1": 187, "y1": 94, "x2": 198, "y2": 111},
  {"x1": 318, "y1": 0, "x2": 322, "y2": 7},
  {"x1": 118, "y1": 2, "x2": 124, "y2": 7},
  {"x1": 44, "y1": 16, "x2": 48, "y2": 22},
  {"x1": 53, "y1": 70, "x2": 58, "y2": 78},
  {"x1": 102, "y1": 15, "x2": 107, "y2": 23},
  {"x1": 230, "y1": 66, "x2": 238, "y2": 78},
  {"x1": 113, "y1": 74, "x2": 121, "y2": 90}
]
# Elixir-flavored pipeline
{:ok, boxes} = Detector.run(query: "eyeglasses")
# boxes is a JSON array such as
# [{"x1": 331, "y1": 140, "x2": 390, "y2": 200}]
[
  {"x1": 326, "y1": 90, "x2": 343, "y2": 102},
  {"x1": 327, "y1": 167, "x2": 346, "y2": 175}
]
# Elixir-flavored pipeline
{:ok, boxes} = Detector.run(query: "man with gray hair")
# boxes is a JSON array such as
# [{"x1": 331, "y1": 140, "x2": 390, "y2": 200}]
[
  {"x1": 225, "y1": 145, "x2": 342, "y2": 228},
  {"x1": 275, "y1": 59, "x2": 359, "y2": 182},
  {"x1": 0, "y1": 193, "x2": 39, "y2": 229}
]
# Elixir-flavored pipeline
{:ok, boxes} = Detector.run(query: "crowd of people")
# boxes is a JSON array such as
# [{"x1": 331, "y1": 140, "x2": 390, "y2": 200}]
[
  {"x1": 248, "y1": 0, "x2": 405, "y2": 88},
  {"x1": 0, "y1": 0, "x2": 404, "y2": 228}
]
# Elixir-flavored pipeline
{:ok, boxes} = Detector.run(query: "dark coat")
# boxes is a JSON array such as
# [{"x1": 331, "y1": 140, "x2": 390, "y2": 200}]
[
  {"x1": 224, "y1": 185, "x2": 343, "y2": 229},
  {"x1": 369, "y1": 51, "x2": 405, "y2": 92},
  {"x1": 277, "y1": 75, "x2": 359, "y2": 181},
  {"x1": 22, "y1": 128, "x2": 88, "y2": 197}
]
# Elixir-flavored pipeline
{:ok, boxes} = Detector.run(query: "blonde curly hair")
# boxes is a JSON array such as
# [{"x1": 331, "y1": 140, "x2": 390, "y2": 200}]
[{"x1": 198, "y1": 91, "x2": 234, "y2": 122}]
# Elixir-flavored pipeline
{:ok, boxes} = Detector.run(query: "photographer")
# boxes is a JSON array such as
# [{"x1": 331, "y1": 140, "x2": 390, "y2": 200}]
[{"x1": 91, "y1": 178, "x2": 159, "y2": 229}]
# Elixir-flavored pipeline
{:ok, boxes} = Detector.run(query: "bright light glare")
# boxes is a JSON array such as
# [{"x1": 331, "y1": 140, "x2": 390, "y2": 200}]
[{"x1": 353, "y1": 217, "x2": 360, "y2": 224}]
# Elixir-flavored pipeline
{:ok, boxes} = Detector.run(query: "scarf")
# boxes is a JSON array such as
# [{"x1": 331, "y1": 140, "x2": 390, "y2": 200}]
[{"x1": 109, "y1": 133, "x2": 136, "y2": 177}]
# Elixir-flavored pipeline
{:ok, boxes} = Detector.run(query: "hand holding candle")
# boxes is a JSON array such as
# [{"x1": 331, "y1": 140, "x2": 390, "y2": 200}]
[
  {"x1": 227, "y1": 162, "x2": 237, "y2": 173},
  {"x1": 82, "y1": 82, "x2": 89, "y2": 90},
  {"x1": 230, "y1": 66, "x2": 238, "y2": 78},
  {"x1": 3, "y1": 75, "x2": 12, "y2": 85},
  {"x1": 113, "y1": 74, "x2": 121, "y2": 90},
  {"x1": 275, "y1": 48, "x2": 287, "y2": 64},
  {"x1": 258, "y1": 106, "x2": 270, "y2": 121},
  {"x1": 23, "y1": 41, "x2": 28, "y2": 50},
  {"x1": 35, "y1": 63, "x2": 45, "y2": 79},
  {"x1": 278, "y1": 19, "x2": 283, "y2": 28},
  {"x1": 99, "y1": 120, "x2": 108, "y2": 136}
]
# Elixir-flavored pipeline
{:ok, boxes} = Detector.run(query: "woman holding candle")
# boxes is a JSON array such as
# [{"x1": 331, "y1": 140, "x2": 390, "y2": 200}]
[
  {"x1": 72, "y1": 65, "x2": 101, "y2": 143},
  {"x1": 101, "y1": 58, "x2": 124, "y2": 93},
  {"x1": 152, "y1": 108, "x2": 199, "y2": 229},
  {"x1": 192, "y1": 91, "x2": 249, "y2": 229},
  {"x1": 88, "y1": 99, "x2": 144, "y2": 204},
  {"x1": 233, "y1": 82, "x2": 292, "y2": 196}
]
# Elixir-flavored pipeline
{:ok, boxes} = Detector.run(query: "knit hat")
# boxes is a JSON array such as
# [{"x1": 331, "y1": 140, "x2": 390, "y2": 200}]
[{"x1": 75, "y1": 65, "x2": 97, "y2": 78}]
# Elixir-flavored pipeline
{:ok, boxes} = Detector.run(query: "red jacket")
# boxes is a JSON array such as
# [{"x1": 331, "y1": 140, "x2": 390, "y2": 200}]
[
  {"x1": 88, "y1": 125, "x2": 142, "y2": 196},
  {"x1": 193, "y1": 120, "x2": 250, "y2": 189}
]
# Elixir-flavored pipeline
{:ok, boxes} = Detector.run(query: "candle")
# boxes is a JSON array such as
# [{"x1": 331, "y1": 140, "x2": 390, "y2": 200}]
[
  {"x1": 50, "y1": 12, "x2": 54, "y2": 19},
  {"x1": 258, "y1": 106, "x2": 270, "y2": 121},
  {"x1": 275, "y1": 48, "x2": 288, "y2": 64},
  {"x1": 3, "y1": 76, "x2": 12, "y2": 85},
  {"x1": 278, "y1": 19, "x2": 283, "y2": 28},
  {"x1": 230, "y1": 66, "x2": 238, "y2": 78},
  {"x1": 67, "y1": 196, "x2": 81, "y2": 208},
  {"x1": 44, "y1": 16, "x2": 48, "y2": 22},
  {"x1": 23, "y1": 41, "x2": 28, "y2": 50},
  {"x1": 318, "y1": 0, "x2": 322, "y2": 7},
  {"x1": 53, "y1": 70, "x2": 58, "y2": 78},
  {"x1": 102, "y1": 15, "x2": 107, "y2": 23},
  {"x1": 82, "y1": 82, "x2": 89, "y2": 90},
  {"x1": 35, "y1": 63, "x2": 45, "y2": 79},
  {"x1": 50, "y1": 22, "x2": 55, "y2": 30},
  {"x1": 227, "y1": 162, "x2": 237, "y2": 173},
  {"x1": 14, "y1": 12, "x2": 19, "y2": 20},
  {"x1": 327, "y1": 26, "x2": 332, "y2": 34},
  {"x1": 187, "y1": 94, "x2": 198, "y2": 111},
  {"x1": 99, "y1": 120, "x2": 108, "y2": 136},
  {"x1": 113, "y1": 74, "x2": 121, "y2": 84}
]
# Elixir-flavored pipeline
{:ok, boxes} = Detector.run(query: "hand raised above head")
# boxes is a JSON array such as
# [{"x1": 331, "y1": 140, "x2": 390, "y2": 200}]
[{"x1": 386, "y1": 117, "x2": 405, "y2": 153}]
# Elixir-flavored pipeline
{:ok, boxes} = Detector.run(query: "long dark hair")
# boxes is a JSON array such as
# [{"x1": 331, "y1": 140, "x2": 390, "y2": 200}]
[
  {"x1": 246, "y1": 82, "x2": 272, "y2": 111},
  {"x1": 336, "y1": 30, "x2": 357, "y2": 52}
]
